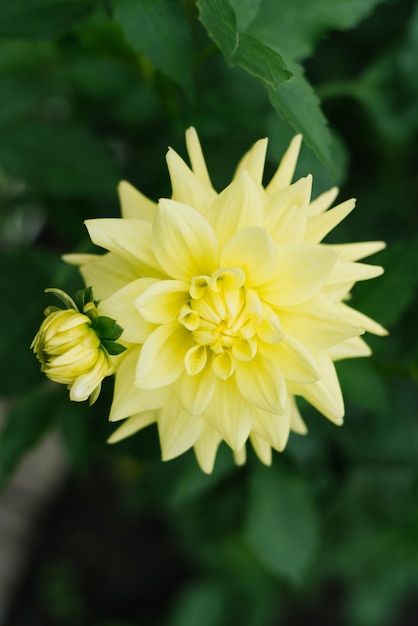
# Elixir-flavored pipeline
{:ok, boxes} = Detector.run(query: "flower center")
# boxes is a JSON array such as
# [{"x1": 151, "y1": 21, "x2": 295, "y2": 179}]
[{"x1": 178, "y1": 268, "x2": 283, "y2": 380}]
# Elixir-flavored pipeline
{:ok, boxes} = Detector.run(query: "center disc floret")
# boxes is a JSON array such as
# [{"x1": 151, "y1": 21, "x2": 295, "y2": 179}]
[{"x1": 178, "y1": 267, "x2": 283, "y2": 380}]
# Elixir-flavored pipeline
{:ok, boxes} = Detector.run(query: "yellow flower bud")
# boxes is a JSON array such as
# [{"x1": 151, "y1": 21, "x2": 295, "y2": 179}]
[{"x1": 31, "y1": 308, "x2": 113, "y2": 403}]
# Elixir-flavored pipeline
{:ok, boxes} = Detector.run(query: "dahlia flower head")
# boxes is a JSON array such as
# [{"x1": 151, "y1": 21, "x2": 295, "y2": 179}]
[{"x1": 66, "y1": 129, "x2": 386, "y2": 473}]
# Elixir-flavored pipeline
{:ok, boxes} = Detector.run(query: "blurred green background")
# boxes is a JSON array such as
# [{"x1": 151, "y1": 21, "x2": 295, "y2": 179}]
[{"x1": 0, "y1": 0, "x2": 418, "y2": 625}]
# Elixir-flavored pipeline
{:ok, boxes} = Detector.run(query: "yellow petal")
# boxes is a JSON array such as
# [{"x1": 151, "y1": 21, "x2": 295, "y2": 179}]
[
  {"x1": 152, "y1": 199, "x2": 218, "y2": 281},
  {"x1": 235, "y1": 352, "x2": 287, "y2": 414},
  {"x1": 232, "y1": 338, "x2": 257, "y2": 362},
  {"x1": 266, "y1": 134, "x2": 302, "y2": 193},
  {"x1": 234, "y1": 138, "x2": 268, "y2": 186},
  {"x1": 264, "y1": 176, "x2": 312, "y2": 244},
  {"x1": 158, "y1": 400, "x2": 205, "y2": 461},
  {"x1": 233, "y1": 446, "x2": 246, "y2": 466},
  {"x1": 70, "y1": 350, "x2": 111, "y2": 401},
  {"x1": 328, "y1": 336, "x2": 372, "y2": 361},
  {"x1": 100, "y1": 278, "x2": 158, "y2": 343},
  {"x1": 185, "y1": 127, "x2": 212, "y2": 188},
  {"x1": 64, "y1": 252, "x2": 139, "y2": 300},
  {"x1": 107, "y1": 411, "x2": 156, "y2": 444},
  {"x1": 331, "y1": 241, "x2": 386, "y2": 262},
  {"x1": 308, "y1": 186, "x2": 339, "y2": 216},
  {"x1": 136, "y1": 321, "x2": 193, "y2": 389},
  {"x1": 62, "y1": 252, "x2": 100, "y2": 266},
  {"x1": 212, "y1": 351, "x2": 236, "y2": 380},
  {"x1": 204, "y1": 377, "x2": 252, "y2": 450},
  {"x1": 328, "y1": 261, "x2": 384, "y2": 285},
  {"x1": 304, "y1": 198, "x2": 356, "y2": 243},
  {"x1": 136, "y1": 279, "x2": 190, "y2": 324},
  {"x1": 85, "y1": 218, "x2": 164, "y2": 277},
  {"x1": 118, "y1": 180, "x2": 157, "y2": 220},
  {"x1": 259, "y1": 244, "x2": 339, "y2": 306},
  {"x1": 256, "y1": 302, "x2": 283, "y2": 343},
  {"x1": 166, "y1": 148, "x2": 217, "y2": 215},
  {"x1": 252, "y1": 405, "x2": 291, "y2": 452},
  {"x1": 184, "y1": 345, "x2": 208, "y2": 376},
  {"x1": 290, "y1": 353, "x2": 344, "y2": 424},
  {"x1": 321, "y1": 280, "x2": 356, "y2": 302},
  {"x1": 250, "y1": 433, "x2": 272, "y2": 465},
  {"x1": 206, "y1": 171, "x2": 264, "y2": 248},
  {"x1": 277, "y1": 294, "x2": 363, "y2": 351},
  {"x1": 221, "y1": 227, "x2": 277, "y2": 286},
  {"x1": 109, "y1": 347, "x2": 170, "y2": 421},
  {"x1": 262, "y1": 335, "x2": 320, "y2": 383},
  {"x1": 176, "y1": 365, "x2": 215, "y2": 415},
  {"x1": 193, "y1": 424, "x2": 222, "y2": 474},
  {"x1": 288, "y1": 395, "x2": 307, "y2": 434},
  {"x1": 339, "y1": 302, "x2": 388, "y2": 336}
]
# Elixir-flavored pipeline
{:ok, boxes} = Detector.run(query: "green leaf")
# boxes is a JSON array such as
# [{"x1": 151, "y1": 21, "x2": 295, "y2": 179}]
[
  {"x1": 167, "y1": 583, "x2": 227, "y2": 626},
  {"x1": 229, "y1": 0, "x2": 263, "y2": 32},
  {"x1": 245, "y1": 0, "x2": 387, "y2": 62},
  {"x1": 0, "y1": 122, "x2": 119, "y2": 196},
  {"x1": 267, "y1": 63, "x2": 333, "y2": 172},
  {"x1": 244, "y1": 464, "x2": 317, "y2": 583},
  {"x1": 197, "y1": 0, "x2": 292, "y2": 89},
  {"x1": 198, "y1": 1, "x2": 332, "y2": 171},
  {"x1": 112, "y1": 0, "x2": 193, "y2": 95},
  {"x1": 0, "y1": 0, "x2": 96, "y2": 39},
  {"x1": 0, "y1": 385, "x2": 58, "y2": 480}
]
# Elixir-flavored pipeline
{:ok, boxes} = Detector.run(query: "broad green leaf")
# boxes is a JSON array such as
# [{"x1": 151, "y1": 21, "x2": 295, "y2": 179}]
[
  {"x1": 0, "y1": 123, "x2": 119, "y2": 196},
  {"x1": 112, "y1": 0, "x2": 193, "y2": 95},
  {"x1": 0, "y1": 385, "x2": 58, "y2": 480},
  {"x1": 198, "y1": 0, "x2": 332, "y2": 171},
  {"x1": 0, "y1": 0, "x2": 96, "y2": 39},
  {"x1": 245, "y1": 464, "x2": 317, "y2": 583},
  {"x1": 229, "y1": 0, "x2": 263, "y2": 33},
  {"x1": 197, "y1": 0, "x2": 292, "y2": 89},
  {"x1": 268, "y1": 64, "x2": 333, "y2": 172},
  {"x1": 246, "y1": 0, "x2": 387, "y2": 62},
  {"x1": 354, "y1": 238, "x2": 418, "y2": 327},
  {"x1": 167, "y1": 583, "x2": 227, "y2": 626}
]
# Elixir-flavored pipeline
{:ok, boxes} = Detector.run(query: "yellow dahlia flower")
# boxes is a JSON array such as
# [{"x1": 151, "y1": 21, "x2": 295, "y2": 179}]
[
  {"x1": 32, "y1": 288, "x2": 125, "y2": 403},
  {"x1": 65, "y1": 129, "x2": 386, "y2": 472}
]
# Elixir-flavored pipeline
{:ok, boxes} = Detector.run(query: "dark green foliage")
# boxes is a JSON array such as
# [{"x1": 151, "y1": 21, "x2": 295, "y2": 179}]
[{"x1": 0, "y1": 0, "x2": 417, "y2": 625}]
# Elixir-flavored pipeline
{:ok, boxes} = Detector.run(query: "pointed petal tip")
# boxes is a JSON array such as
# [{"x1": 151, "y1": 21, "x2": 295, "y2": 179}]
[
  {"x1": 117, "y1": 179, "x2": 129, "y2": 192},
  {"x1": 326, "y1": 412, "x2": 344, "y2": 426}
]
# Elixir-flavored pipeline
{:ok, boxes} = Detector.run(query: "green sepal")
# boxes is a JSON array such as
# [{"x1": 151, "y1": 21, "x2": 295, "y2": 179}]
[
  {"x1": 44, "y1": 288, "x2": 77, "y2": 310},
  {"x1": 101, "y1": 340, "x2": 127, "y2": 356},
  {"x1": 74, "y1": 285, "x2": 97, "y2": 312},
  {"x1": 94, "y1": 316, "x2": 124, "y2": 341},
  {"x1": 43, "y1": 305, "x2": 62, "y2": 316}
]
